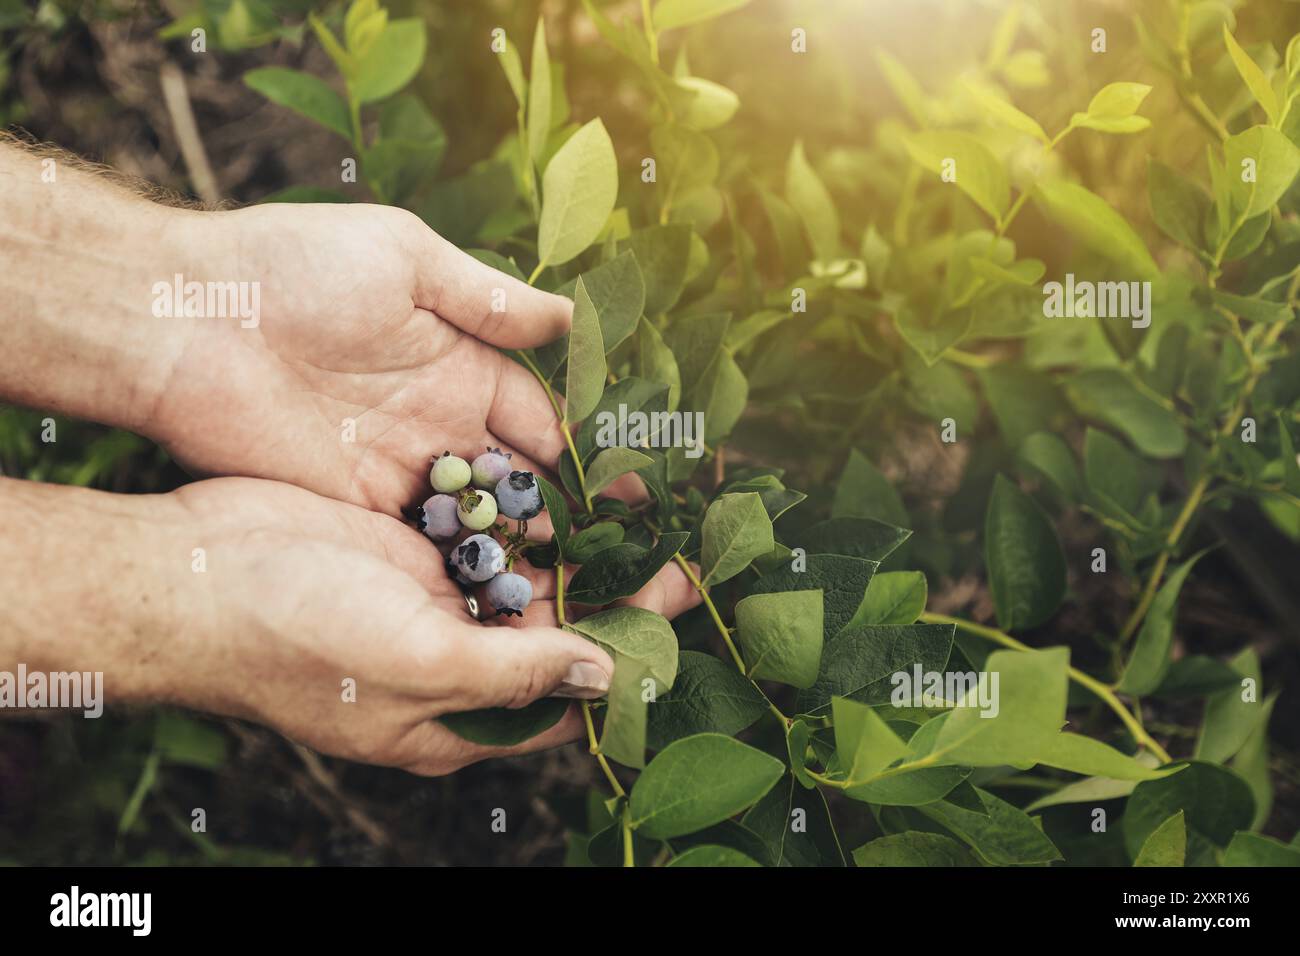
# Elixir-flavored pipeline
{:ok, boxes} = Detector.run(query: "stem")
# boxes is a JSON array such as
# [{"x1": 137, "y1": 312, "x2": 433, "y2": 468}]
[
  {"x1": 581, "y1": 700, "x2": 625, "y2": 798},
  {"x1": 920, "y1": 612, "x2": 1173, "y2": 763},
  {"x1": 1118, "y1": 320, "x2": 1287, "y2": 641},
  {"x1": 622, "y1": 807, "x2": 635, "y2": 867},
  {"x1": 640, "y1": 0, "x2": 658, "y2": 64},
  {"x1": 555, "y1": 562, "x2": 567, "y2": 626},
  {"x1": 672, "y1": 554, "x2": 745, "y2": 671},
  {"x1": 513, "y1": 350, "x2": 593, "y2": 512},
  {"x1": 527, "y1": 260, "x2": 546, "y2": 286}
]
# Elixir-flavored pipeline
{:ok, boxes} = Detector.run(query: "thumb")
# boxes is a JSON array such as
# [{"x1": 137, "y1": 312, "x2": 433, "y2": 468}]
[
  {"x1": 412, "y1": 228, "x2": 572, "y2": 348},
  {"x1": 443, "y1": 624, "x2": 614, "y2": 712}
]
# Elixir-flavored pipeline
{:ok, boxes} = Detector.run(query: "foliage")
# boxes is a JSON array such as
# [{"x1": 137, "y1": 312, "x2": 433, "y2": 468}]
[{"x1": 3, "y1": 0, "x2": 1299, "y2": 866}]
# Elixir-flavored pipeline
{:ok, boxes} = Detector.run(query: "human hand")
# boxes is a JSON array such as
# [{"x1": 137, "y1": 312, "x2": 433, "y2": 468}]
[
  {"x1": 85, "y1": 477, "x2": 694, "y2": 774},
  {"x1": 146, "y1": 202, "x2": 585, "y2": 516}
]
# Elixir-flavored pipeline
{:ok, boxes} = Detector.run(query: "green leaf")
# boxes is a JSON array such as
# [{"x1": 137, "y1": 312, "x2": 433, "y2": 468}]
[
  {"x1": 243, "y1": 67, "x2": 351, "y2": 140},
  {"x1": 795, "y1": 623, "x2": 954, "y2": 716},
  {"x1": 833, "y1": 696, "x2": 910, "y2": 782},
  {"x1": 619, "y1": 224, "x2": 692, "y2": 316},
  {"x1": 749, "y1": 554, "x2": 877, "y2": 642},
  {"x1": 985, "y1": 474, "x2": 1066, "y2": 631},
  {"x1": 351, "y1": 18, "x2": 426, "y2": 104},
  {"x1": 831, "y1": 449, "x2": 908, "y2": 526},
  {"x1": 962, "y1": 78, "x2": 1047, "y2": 143},
  {"x1": 554, "y1": 252, "x2": 646, "y2": 352},
  {"x1": 574, "y1": 377, "x2": 669, "y2": 461},
  {"x1": 666, "y1": 845, "x2": 762, "y2": 867},
  {"x1": 565, "y1": 523, "x2": 623, "y2": 565},
  {"x1": 1224, "y1": 125, "x2": 1300, "y2": 218},
  {"x1": 1210, "y1": 289, "x2": 1294, "y2": 324},
  {"x1": 853, "y1": 832, "x2": 977, "y2": 866},
  {"x1": 785, "y1": 140, "x2": 841, "y2": 260},
  {"x1": 734, "y1": 590, "x2": 823, "y2": 688},
  {"x1": 1223, "y1": 26, "x2": 1279, "y2": 125},
  {"x1": 1084, "y1": 427, "x2": 1162, "y2": 524},
  {"x1": 1133, "y1": 811, "x2": 1186, "y2": 867},
  {"x1": 694, "y1": 349, "x2": 748, "y2": 443},
  {"x1": 1222, "y1": 832, "x2": 1300, "y2": 866},
  {"x1": 664, "y1": 312, "x2": 731, "y2": 388},
  {"x1": 803, "y1": 517, "x2": 912, "y2": 562},
  {"x1": 599, "y1": 652, "x2": 651, "y2": 768},
  {"x1": 564, "y1": 276, "x2": 606, "y2": 424},
  {"x1": 671, "y1": 76, "x2": 740, "y2": 130},
  {"x1": 1149, "y1": 159, "x2": 1211, "y2": 253},
  {"x1": 441, "y1": 698, "x2": 569, "y2": 746},
  {"x1": 652, "y1": 0, "x2": 752, "y2": 32},
  {"x1": 538, "y1": 118, "x2": 619, "y2": 267},
  {"x1": 742, "y1": 774, "x2": 847, "y2": 866},
  {"x1": 1118, "y1": 551, "x2": 1207, "y2": 695},
  {"x1": 526, "y1": 18, "x2": 552, "y2": 167},
  {"x1": 934, "y1": 647, "x2": 1067, "y2": 767},
  {"x1": 155, "y1": 713, "x2": 228, "y2": 769},
  {"x1": 854, "y1": 571, "x2": 927, "y2": 626},
  {"x1": 534, "y1": 474, "x2": 570, "y2": 559},
  {"x1": 585, "y1": 447, "x2": 654, "y2": 497},
  {"x1": 1123, "y1": 761, "x2": 1255, "y2": 864},
  {"x1": 700, "y1": 492, "x2": 774, "y2": 586},
  {"x1": 646, "y1": 651, "x2": 768, "y2": 750},
  {"x1": 1195, "y1": 649, "x2": 1275, "y2": 764},
  {"x1": 1069, "y1": 81, "x2": 1153, "y2": 133},
  {"x1": 496, "y1": 33, "x2": 526, "y2": 107},
  {"x1": 566, "y1": 532, "x2": 689, "y2": 605},
  {"x1": 905, "y1": 130, "x2": 1010, "y2": 222},
  {"x1": 1034, "y1": 179, "x2": 1159, "y2": 277},
  {"x1": 917, "y1": 786, "x2": 1062, "y2": 866},
  {"x1": 1018, "y1": 432, "x2": 1084, "y2": 504},
  {"x1": 632, "y1": 319, "x2": 682, "y2": 412},
  {"x1": 568, "y1": 606, "x2": 679, "y2": 691},
  {"x1": 1067, "y1": 369, "x2": 1186, "y2": 459},
  {"x1": 1037, "y1": 733, "x2": 1179, "y2": 781},
  {"x1": 629, "y1": 734, "x2": 785, "y2": 839}
]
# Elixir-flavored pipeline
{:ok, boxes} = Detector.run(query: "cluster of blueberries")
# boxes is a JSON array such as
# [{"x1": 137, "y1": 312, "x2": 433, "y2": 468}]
[{"x1": 416, "y1": 448, "x2": 544, "y2": 617}]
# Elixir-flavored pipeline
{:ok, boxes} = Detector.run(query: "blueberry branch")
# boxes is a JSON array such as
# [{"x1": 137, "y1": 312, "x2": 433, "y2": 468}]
[{"x1": 919, "y1": 612, "x2": 1173, "y2": 763}]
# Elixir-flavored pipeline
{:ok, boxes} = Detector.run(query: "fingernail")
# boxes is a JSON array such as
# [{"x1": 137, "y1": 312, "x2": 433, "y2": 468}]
[{"x1": 554, "y1": 661, "x2": 611, "y2": 699}]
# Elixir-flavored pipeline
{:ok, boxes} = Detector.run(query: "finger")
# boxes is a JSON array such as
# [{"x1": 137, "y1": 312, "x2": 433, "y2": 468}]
[
  {"x1": 411, "y1": 228, "x2": 572, "y2": 348},
  {"x1": 615, "y1": 559, "x2": 701, "y2": 620},
  {"x1": 487, "y1": 353, "x2": 571, "y2": 470},
  {"x1": 396, "y1": 707, "x2": 587, "y2": 776},
  {"x1": 437, "y1": 622, "x2": 614, "y2": 712}
]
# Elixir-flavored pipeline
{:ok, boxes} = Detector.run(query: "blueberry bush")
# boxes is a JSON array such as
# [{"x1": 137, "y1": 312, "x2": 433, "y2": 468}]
[{"x1": 3, "y1": 0, "x2": 1300, "y2": 867}]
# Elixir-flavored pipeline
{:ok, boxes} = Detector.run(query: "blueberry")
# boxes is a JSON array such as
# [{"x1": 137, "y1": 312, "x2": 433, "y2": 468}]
[
  {"x1": 457, "y1": 489, "x2": 498, "y2": 531},
  {"x1": 495, "y1": 471, "x2": 543, "y2": 520},
  {"x1": 484, "y1": 572, "x2": 533, "y2": 617},
  {"x1": 418, "y1": 494, "x2": 461, "y2": 540},
  {"x1": 430, "y1": 451, "x2": 471, "y2": 493},
  {"x1": 471, "y1": 447, "x2": 514, "y2": 490},
  {"x1": 453, "y1": 534, "x2": 506, "y2": 582}
]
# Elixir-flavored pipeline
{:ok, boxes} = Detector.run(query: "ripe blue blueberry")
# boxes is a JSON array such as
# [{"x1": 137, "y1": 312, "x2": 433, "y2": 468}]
[
  {"x1": 430, "y1": 451, "x2": 471, "y2": 493},
  {"x1": 495, "y1": 471, "x2": 543, "y2": 520},
  {"x1": 453, "y1": 534, "x2": 506, "y2": 582},
  {"x1": 418, "y1": 494, "x2": 461, "y2": 540},
  {"x1": 457, "y1": 489, "x2": 498, "y2": 530},
  {"x1": 484, "y1": 572, "x2": 533, "y2": 617},
  {"x1": 471, "y1": 447, "x2": 514, "y2": 490}
]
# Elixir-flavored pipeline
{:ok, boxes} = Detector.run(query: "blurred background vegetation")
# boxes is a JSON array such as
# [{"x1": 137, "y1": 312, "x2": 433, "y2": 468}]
[{"x1": 1, "y1": 0, "x2": 1298, "y2": 864}]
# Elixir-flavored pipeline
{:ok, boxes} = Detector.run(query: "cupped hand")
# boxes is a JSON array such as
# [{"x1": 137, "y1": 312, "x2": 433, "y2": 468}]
[
  {"x1": 154, "y1": 477, "x2": 695, "y2": 775},
  {"x1": 150, "y1": 202, "x2": 579, "y2": 516}
]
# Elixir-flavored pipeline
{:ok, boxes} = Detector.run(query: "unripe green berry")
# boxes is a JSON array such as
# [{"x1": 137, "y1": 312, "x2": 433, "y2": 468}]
[
  {"x1": 430, "y1": 451, "x2": 471, "y2": 493},
  {"x1": 457, "y1": 490, "x2": 498, "y2": 530}
]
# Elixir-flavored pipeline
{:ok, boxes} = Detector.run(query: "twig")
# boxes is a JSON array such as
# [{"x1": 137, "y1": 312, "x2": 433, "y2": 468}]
[{"x1": 158, "y1": 60, "x2": 221, "y2": 204}]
